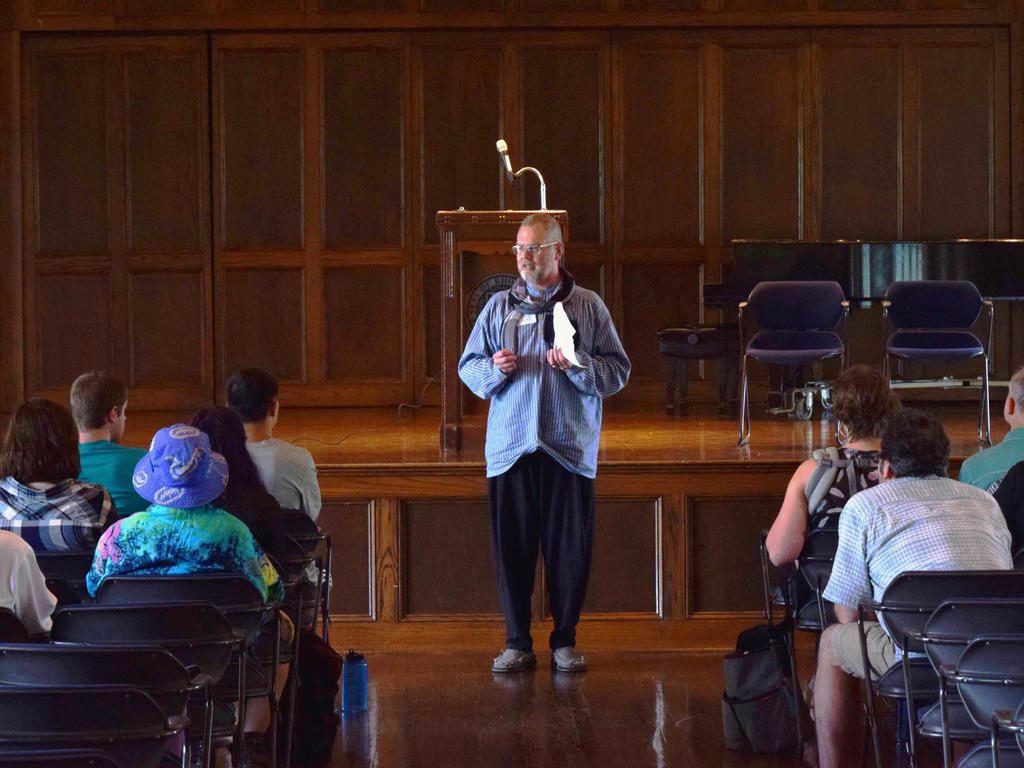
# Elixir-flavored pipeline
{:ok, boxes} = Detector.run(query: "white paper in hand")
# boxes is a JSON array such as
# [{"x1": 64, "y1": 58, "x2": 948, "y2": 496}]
[{"x1": 552, "y1": 302, "x2": 581, "y2": 367}]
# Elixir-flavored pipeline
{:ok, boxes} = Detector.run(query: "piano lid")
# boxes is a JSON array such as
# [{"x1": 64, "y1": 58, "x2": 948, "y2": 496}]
[{"x1": 715, "y1": 239, "x2": 1024, "y2": 302}]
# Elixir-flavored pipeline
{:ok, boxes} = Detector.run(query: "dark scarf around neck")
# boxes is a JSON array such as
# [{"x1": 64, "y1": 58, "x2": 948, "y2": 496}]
[{"x1": 500, "y1": 268, "x2": 576, "y2": 352}]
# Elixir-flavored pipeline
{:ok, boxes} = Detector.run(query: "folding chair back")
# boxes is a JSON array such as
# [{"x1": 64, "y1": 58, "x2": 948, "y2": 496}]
[
  {"x1": 922, "y1": 598, "x2": 1024, "y2": 672},
  {"x1": 96, "y1": 574, "x2": 269, "y2": 644},
  {"x1": 879, "y1": 571, "x2": 1024, "y2": 654},
  {"x1": 0, "y1": 643, "x2": 195, "y2": 719},
  {"x1": 0, "y1": 748, "x2": 124, "y2": 767},
  {"x1": 953, "y1": 634, "x2": 1024, "y2": 764},
  {"x1": 34, "y1": 550, "x2": 94, "y2": 604},
  {"x1": 51, "y1": 603, "x2": 236, "y2": 682},
  {"x1": 0, "y1": 686, "x2": 180, "y2": 768}
]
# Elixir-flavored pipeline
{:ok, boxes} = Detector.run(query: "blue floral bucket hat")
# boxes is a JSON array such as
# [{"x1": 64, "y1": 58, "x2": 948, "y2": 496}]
[{"x1": 133, "y1": 424, "x2": 229, "y2": 508}]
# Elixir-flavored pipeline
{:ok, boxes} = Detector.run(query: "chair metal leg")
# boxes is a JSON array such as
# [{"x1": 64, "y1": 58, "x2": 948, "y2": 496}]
[
  {"x1": 858, "y1": 607, "x2": 883, "y2": 768},
  {"x1": 980, "y1": 355, "x2": 992, "y2": 445},
  {"x1": 737, "y1": 355, "x2": 750, "y2": 447},
  {"x1": 900, "y1": 648, "x2": 919, "y2": 768}
]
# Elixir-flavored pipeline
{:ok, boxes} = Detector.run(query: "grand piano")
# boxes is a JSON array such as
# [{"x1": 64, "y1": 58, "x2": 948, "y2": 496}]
[{"x1": 704, "y1": 239, "x2": 1024, "y2": 308}]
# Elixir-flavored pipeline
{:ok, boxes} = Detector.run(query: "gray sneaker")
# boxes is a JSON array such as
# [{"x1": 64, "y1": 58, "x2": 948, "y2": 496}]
[
  {"x1": 491, "y1": 648, "x2": 537, "y2": 673},
  {"x1": 552, "y1": 646, "x2": 587, "y2": 672}
]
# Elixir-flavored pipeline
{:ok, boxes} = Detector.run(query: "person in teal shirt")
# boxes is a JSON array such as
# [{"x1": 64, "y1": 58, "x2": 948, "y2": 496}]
[
  {"x1": 960, "y1": 366, "x2": 1024, "y2": 493},
  {"x1": 71, "y1": 372, "x2": 148, "y2": 516}
]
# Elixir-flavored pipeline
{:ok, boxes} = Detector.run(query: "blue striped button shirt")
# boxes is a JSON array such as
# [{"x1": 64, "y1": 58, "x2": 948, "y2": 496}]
[
  {"x1": 458, "y1": 282, "x2": 630, "y2": 479},
  {"x1": 822, "y1": 476, "x2": 1012, "y2": 612}
]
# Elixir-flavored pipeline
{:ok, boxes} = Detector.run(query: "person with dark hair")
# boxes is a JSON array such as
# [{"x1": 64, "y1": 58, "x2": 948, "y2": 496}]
[
  {"x1": 812, "y1": 408, "x2": 1012, "y2": 768},
  {"x1": 226, "y1": 367, "x2": 321, "y2": 522},
  {"x1": 71, "y1": 371, "x2": 148, "y2": 516},
  {"x1": 766, "y1": 365, "x2": 900, "y2": 565},
  {"x1": 0, "y1": 399, "x2": 116, "y2": 551},
  {"x1": 190, "y1": 407, "x2": 286, "y2": 562}
]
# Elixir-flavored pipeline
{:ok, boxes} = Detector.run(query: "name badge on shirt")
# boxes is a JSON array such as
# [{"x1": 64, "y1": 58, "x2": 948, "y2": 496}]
[{"x1": 518, "y1": 314, "x2": 537, "y2": 326}]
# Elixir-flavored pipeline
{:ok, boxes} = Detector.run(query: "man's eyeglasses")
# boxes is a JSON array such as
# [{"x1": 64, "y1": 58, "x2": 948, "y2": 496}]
[{"x1": 512, "y1": 242, "x2": 559, "y2": 256}]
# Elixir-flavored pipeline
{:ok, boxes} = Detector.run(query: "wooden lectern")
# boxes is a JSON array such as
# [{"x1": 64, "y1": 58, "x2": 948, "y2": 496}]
[{"x1": 437, "y1": 209, "x2": 569, "y2": 450}]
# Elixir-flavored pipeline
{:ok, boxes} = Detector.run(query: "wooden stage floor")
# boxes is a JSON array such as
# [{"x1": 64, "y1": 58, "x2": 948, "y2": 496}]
[{"x1": 124, "y1": 401, "x2": 1001, "y2": 471}]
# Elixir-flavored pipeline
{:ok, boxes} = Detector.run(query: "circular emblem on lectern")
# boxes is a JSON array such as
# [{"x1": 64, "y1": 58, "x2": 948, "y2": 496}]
[{"x1": 466, "y1": 274, "x2": 517, "y2": 332}]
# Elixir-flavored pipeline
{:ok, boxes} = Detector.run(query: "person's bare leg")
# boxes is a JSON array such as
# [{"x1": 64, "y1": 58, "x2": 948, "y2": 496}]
[
  {"x1": 814, "y1": 625, "x2": 863, "y2": 768},
  {"x1": 244, "y1": 662, "x2": 291, "y2": 732}
]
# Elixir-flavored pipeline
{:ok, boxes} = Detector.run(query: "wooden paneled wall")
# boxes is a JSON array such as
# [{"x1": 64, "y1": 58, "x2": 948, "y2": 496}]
[{"x1": 2, "y1": 1, "x2": 1022, "y2": 412}]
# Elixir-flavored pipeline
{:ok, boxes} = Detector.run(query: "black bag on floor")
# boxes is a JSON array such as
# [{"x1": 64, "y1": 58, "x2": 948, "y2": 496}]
[
  {"x1": 281, "y1": 628, "x2": 343, "y2": 768},
  {"x1": 721, "y1": 619, "x2": 799, "y2": 755}
]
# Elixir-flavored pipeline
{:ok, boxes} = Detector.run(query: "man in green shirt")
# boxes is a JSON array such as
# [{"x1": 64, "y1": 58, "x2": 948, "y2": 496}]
[{"x1": 70, "y1": 371, "x2": 148, "y2": 516}]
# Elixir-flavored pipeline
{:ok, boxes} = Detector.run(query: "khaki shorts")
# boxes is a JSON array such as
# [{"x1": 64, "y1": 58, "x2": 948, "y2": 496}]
[{"x1": 830, "y1": 620, "x2": 896, "y2": 680}]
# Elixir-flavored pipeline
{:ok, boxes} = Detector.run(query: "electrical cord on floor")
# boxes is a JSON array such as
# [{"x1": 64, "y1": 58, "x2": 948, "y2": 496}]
[{"x1": 289, "y1": 369, "x2": 443, "y2": 448}]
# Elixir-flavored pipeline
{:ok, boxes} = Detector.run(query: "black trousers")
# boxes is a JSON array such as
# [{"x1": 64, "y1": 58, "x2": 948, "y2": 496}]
[{"x1": 488, "y1": 451, "x2": 595, "y2": 652}]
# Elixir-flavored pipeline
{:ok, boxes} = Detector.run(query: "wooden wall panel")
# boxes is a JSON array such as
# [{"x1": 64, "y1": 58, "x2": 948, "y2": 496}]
[
  {"x1": 1, "y1": 32, "x2": 21, "y2": 412},
  {"x1": 125, "y1": 53, "x2": 202, "y2": 252},
  {"x1": 420, "y1": 45, "x2": 502, "y2": 245},
  {"x1": 320, "y1": 0, "x2": 403, "y2": 10},
  {"x1": 320, "y1": 500, "x2": 373, "y2": 618},
  {"x1": 323, "y1": 267, "x2": 405, "y2": 381},
  {"x1": 402, "y1": 499, "x2": 502, "y2": 616},
  {"x1": 221, "y1": 0, "x2": 303, "y2": 12},
  {"x1": 422, "y1": 265, "x2": 442, "y2": 381},
  {"x1": 620, "y1": 263, "x2": 702, "y2": 382},
  {"x1": 818, "y1": 43, "x2": 900, "y2": 240},
  {"x1": 129, "y1": 270, "x2": 204, "y2": 385},
  {"x1": 623, "y1": 0, "x2": 700, "y2": 10},
  {"x1": 420, "y1": 0, "x2": 502, "y2": 14},
  {"x1": 820, "y1": 0, "x2": 896, "y2": 7},
  {"x1": 36, "y1": 271, "x2": 113, "y2": 388},
  {"x1": 322, "y1": 47, "x2": 404, "y2": 249},
  {"x1": 218, "y1": 49, "x2": 304, "y2": 250},
  {"x1": 223, "y1": 267, "x2": 305, "y2": 379},
  {"x1": 521, "y1": 44, "x2": 604, "y2": 244},
  {"x1": 124, "y1": 0, "x2": 206, "y2": 13},
  {"x1": 617, "y1": 44, "x2": 701, "y2": 247},
  {"x1": 582, "y1": 498, "x2": 659, "y2": 614},
  {"x1": 32, "y1": 54, "x2": 107, "y2": 254},
  {"x1": 721, "y1": 42, "x2": 802, "y2": 240},
  {"x1": 687, "y1": 494, "x2": 780, "y2": 614},
  {"x1": 917, "y1": 43, "x2": 995, "y2": 238}
]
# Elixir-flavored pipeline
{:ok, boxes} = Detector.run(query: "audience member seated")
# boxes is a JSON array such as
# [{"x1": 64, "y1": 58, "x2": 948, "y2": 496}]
[
  {"x1": 0, "y1": 530, "x2": 57, "y2": 637},
  {"x1": 766, "y1": 365, "x2": 900, "y2": 566},
  {"x1": 71, "y1": 370, "x2": 148, "y2": 516},
  {"x1": 992, "y1": 459, "x2": 1024, "y2": 551},
  {"x1": 190, "y1": 407, "x2": 287, "y2": 563},
  {"x1": 0, "y1": 398, "x2": 116, "y2": 551},
  {"x1": 813, "y1": 408, "x2": 1013, "y2": 768},
  {"x1": 227, "y1": 367, "x2": 321, "y2": 522},
  {"x1": 86, "y1": 423, "x2": 285, "y2": 768},
  {"x1": 959, "y1": 363, "x2": 1024, "y2": 492}
]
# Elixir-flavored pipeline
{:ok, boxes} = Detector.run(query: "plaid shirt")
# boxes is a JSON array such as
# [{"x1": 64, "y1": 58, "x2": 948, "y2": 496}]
[
  {"x1": 0, "y1": 476, "x2": 115, "y2": 552},
  {"x1": 823, "y1": 476, "x2": 1013, "y2": 612}
]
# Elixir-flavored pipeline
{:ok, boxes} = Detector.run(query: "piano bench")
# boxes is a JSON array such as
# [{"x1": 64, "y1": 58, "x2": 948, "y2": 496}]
[{"x1": 657, "y1": 324, "x2": 740, "y2": 415}]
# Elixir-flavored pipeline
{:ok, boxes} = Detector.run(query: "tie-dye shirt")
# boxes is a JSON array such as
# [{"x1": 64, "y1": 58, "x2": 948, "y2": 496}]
[{"x1": 86, "y1": 503, "x2": 283, "y2": 602}]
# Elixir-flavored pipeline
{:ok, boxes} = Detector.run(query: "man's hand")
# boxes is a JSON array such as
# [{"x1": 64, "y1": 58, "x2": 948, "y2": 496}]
[
  {"x1": 547, "y1": 347, "x2": 573, "y2": 371},
  {"x1": 493, "y1": 349, "x2": 517, "y2": 374}
]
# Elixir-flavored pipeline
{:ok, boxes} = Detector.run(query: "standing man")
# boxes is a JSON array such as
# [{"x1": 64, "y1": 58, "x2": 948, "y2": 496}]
[
  {"x1": 458, "y1": 213, "x2": 630, "y2": 673},
  {"x1": 71, "y1": 371, "x2": 148, "y2": 516}
]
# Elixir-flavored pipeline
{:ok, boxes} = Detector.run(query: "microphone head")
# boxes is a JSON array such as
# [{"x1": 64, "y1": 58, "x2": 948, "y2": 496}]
[{"x1": 496, "y1": 139, "x2": 508, "y2": 153}]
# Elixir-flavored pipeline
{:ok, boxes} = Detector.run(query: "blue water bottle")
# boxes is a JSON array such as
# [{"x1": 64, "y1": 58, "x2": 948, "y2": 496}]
[{"x1": 341, "y1": 649, "x2": 368, "y2": 714}]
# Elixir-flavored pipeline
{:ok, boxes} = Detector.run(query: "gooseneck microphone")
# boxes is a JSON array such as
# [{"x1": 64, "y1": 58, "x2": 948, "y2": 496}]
[{"x1": 494, "y1": 138, "x2": 548, "y2": 211}]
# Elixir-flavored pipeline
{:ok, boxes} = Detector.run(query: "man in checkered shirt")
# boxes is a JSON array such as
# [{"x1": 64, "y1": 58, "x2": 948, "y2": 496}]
[{"x1": 813, "y1": 408, "x2": 1013, "y2": 768}]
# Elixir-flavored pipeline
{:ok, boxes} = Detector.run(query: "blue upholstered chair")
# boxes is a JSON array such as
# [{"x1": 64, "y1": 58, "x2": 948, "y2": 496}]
[
  {"x1": 737, "y1": 281, "x2": 848, "y2": 446},
  {"x1": 883, "y1": 281, "x2": 993, "y2": 444}
]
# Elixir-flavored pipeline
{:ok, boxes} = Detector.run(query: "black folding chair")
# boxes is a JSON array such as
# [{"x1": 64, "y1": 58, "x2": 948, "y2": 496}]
[
  {"x1": 0, "y1": 643, "x2": 201, "y2": 768},
  {"x1": 51, "y1": 602, "x2": 236, "y2": 768},
  {"x1": 94, "y1": 574, "x2": 281, "y2": 768},
  {"x1": 34, "y1": 550, "x2": 95, "y2": 605},
  {"x1": 0, "y1": 748, "x2": 124, "y2": 767},
  {"x1": 282, "y1": 510, "x2": 332, "y2": 642},
  {"x1": 941, "y1": 635, "x2": 1024, "y2": 768},
  {"x1": 796, "y1": 525, "x2": 839, "y2": 633},
  {"x1": 859, "y1": 570, "x2": 1024, "y2": 768},
  {"x1": 918, "y1": 599, "x2": 1024, "y2": 765},
  {"x1": 0, "y1": 686, "x2": 184, "y2": 768}
]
